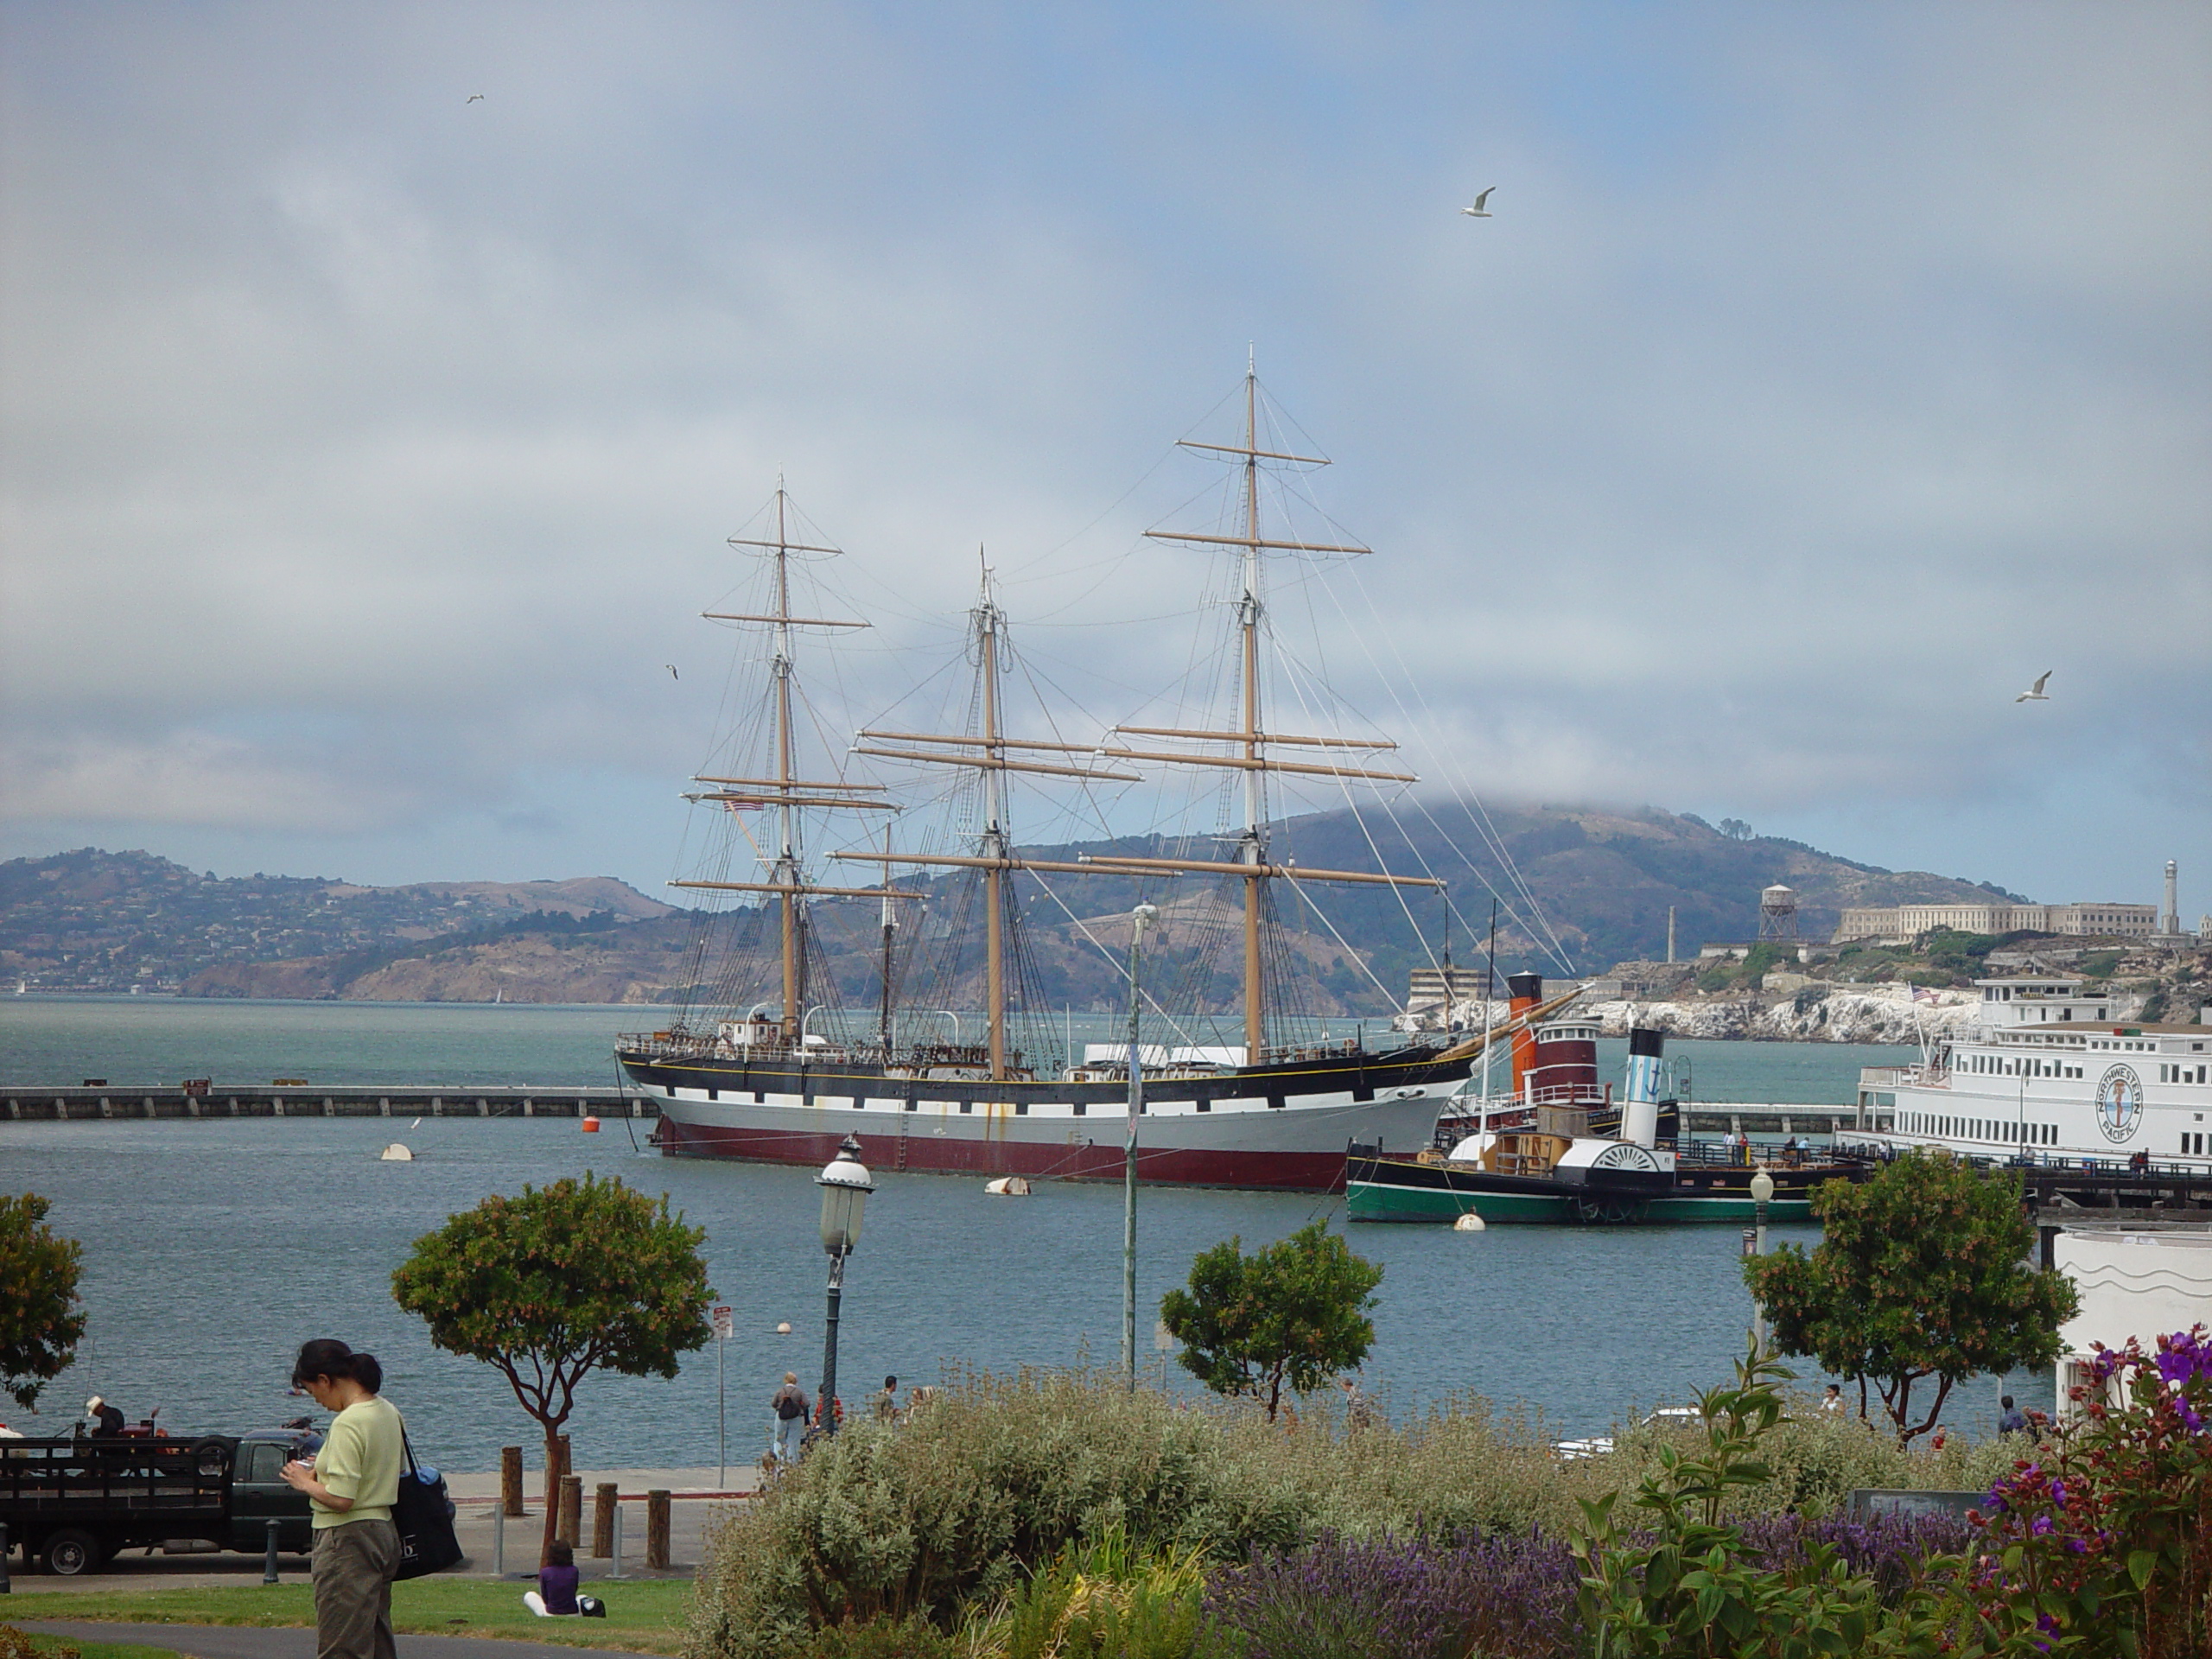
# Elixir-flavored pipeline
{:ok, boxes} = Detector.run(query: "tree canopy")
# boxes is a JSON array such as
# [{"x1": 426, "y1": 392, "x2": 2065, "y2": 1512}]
[
  {"x1": 1160, "y1": 1219, "x2": 1382, "y2": 1421},
  {"x1": 1744, "y1": 1152, "x2": 2076, "y2": 1444},
  {"x1": 391, "y1": 1172, "x2": 712, "y2": 1551},
  {"x1": 0, "y1": 1192, "x2": 86, "y2": 1412}
]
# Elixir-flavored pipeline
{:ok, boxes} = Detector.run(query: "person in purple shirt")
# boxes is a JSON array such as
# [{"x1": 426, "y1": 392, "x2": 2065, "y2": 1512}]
[{"x1": 524, "y1": 1541, "x2": 580, "y2": 1617}]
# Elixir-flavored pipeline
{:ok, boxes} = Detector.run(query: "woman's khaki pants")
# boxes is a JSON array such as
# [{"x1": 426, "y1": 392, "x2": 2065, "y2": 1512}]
[{"x1": 313, "y1": 1518, "x2": 399, "y2": 1659}]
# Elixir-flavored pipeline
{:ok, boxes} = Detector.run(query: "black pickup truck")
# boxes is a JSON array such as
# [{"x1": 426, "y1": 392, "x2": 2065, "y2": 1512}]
[{"x1": 0, "y1": 1430, "x2": 315, "y2": 1574}]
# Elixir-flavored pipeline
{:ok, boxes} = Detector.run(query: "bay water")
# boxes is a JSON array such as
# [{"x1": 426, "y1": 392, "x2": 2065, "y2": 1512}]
[{"x1": 2, "y1": 997, "x2": 1959, "y2": 1472}]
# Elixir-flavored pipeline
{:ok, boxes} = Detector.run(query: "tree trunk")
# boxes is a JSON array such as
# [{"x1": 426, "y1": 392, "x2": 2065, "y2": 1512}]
[{"x1": 540, "y1": 1423, "x2": 567, "y2": 1562}]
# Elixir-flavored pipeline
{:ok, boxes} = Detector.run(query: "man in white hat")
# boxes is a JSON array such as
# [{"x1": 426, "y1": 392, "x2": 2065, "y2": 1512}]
[{"x1": 86, "y1": 1395, "x2": 125, "y2": 1436}]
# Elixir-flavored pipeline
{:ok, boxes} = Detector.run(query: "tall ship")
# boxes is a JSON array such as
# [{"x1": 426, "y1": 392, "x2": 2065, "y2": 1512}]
[
  {"x1": 1847, "y1": 973, "x2": 2212, "y2": 1171},
  {"x1": 618, "y1": 370, "x2": 1542, "y2": 1189}
]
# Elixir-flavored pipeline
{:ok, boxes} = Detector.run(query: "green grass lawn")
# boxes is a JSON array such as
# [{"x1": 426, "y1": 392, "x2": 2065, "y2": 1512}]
[{"x1": 2, "y1": 1579, "x2": 693, "y2": 1653}]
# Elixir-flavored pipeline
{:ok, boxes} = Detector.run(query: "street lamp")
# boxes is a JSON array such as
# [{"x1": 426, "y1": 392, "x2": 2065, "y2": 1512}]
[
  {"x1": 816, "y1": 1135, "x2": 874, "y2": 1439},
  {"x1": 1748, "y1": 1166, "x2": 1776, "y2": 1355},
  {"x1": 1123, "y1": 903, "x2": 1158, "y2": 1390}
]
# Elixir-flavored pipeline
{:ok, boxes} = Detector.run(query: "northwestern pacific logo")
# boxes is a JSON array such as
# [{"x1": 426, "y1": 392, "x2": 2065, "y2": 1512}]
[{"x1": 2095, "y1": 1064, "x2": 2144, "y2": 1144}]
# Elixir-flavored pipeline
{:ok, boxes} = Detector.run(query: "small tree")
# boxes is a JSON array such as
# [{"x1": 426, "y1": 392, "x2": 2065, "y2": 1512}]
[
  {"x1": 1745, "y1": 1151, "x2": 2075, "y2": 1445},
  {"x1": 1159, "y1": 1219, "x2": 1382, "y2": 1421},
  {"x1": 391, "y1": 1173, "x2": 712, "y2": 1554},
  {"x1": 0, "y1": 1192, "x2": 86, "y2": 1411}
]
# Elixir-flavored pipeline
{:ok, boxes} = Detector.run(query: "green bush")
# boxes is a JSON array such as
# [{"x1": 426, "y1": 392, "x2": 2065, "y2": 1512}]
[{"x1": 685, "y1": 1370, "x2": 2018, "y2": 1658}]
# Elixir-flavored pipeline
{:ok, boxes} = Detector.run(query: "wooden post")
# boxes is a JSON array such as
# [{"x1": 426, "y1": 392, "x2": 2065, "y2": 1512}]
[
  {"x1": 500, "y1": 1446, "x2": 524, "y2": 1516},
  {"x1": 557, "y1": 1476, "x2": 582, "y2": 1548},
  {"x1": 645, "y1": 1490, "x2": 671, "y2": 1569},
  {"x1": 590, "y1": 1483, "x2": 617, "y2": 1557}
]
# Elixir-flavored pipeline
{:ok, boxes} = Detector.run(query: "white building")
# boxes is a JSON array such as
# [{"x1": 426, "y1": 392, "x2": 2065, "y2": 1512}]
[
  {"x1": 2051, "y1": 1224, "x2": 2212, "y2": 1417},
  {"x1": 1833, "y1": 901, "x2": 2157, "y2": 945}
]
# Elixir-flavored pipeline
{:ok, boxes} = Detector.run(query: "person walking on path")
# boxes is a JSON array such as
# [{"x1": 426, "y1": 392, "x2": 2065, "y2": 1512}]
[
  {"x1": 1338, "y1": 1376, "x2": 1375, "y2": 1432},
  {"x1": 770, "y1": 1373, "x2": 809, "y2": 1466},
  {"x1": 1998, "y1": 1395, "x2": 2029, "y2": 1436},
  {"x1": 873, "y1": 1376, "x2": 899, "y2": 1423},
  {"x1": 280, "y1": 1339, "x2": 404, "y2": 1659}
]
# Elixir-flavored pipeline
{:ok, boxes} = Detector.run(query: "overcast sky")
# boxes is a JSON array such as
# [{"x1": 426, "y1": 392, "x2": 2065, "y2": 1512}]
[{"x1": 3, "y1": 2, "x2": 2207, "y2": 917}]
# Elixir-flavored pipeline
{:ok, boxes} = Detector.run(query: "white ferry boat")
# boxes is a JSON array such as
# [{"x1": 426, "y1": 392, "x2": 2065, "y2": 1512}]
[{"x1": 1849, "y1": 975, "x2": 2211, "y2": 1169}]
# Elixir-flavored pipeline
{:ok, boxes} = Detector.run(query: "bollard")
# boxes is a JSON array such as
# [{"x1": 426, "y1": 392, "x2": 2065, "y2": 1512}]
[
  {"x1": 492, "y1": 1503, "x2": 505, "y2": 1578},
  {"x1": 1, "y1": 1519, "x2": 11, "y2": 1594},
  {"x1": 264, "y1": 1518, "x2": 282, "y2": 1584},
  {"x1": 591, "y1": 1483, "x2": 617, "y2": 1557},
  {"x1": 607, "y1": 1504, "x2": 625, "y2": 1580},
  {"x1": 501, "y1": 1446, "x2": 524, "y2": 1517},
  {"x1": 645, "y1": 1489, "x2": 671, "y2": 1570},
  {"x1": 557, "y1": 1475, "x2": 582, "y2": 1548}
]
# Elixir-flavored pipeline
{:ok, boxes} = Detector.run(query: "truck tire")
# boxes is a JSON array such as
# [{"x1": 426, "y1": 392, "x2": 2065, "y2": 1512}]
[{"x1": 42, "y1": 1527, "x2": 105, "y2": 1575}]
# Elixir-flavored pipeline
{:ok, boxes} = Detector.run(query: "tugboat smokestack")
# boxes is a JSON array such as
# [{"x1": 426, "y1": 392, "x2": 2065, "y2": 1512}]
[
  {"x1": 1506, "y1": 972, "x2": 1544, "y2": 1099},
  {"x1": 1622, "y1": 1027, "x2": 1665, "y2": 1149}
]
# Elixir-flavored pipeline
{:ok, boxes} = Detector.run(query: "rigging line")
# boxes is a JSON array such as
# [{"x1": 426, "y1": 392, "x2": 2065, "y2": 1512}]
[
  {"x1": 1322, "y1": 563, "x2": 1573, "y2": 975},
  {"x1": 998, "y1": 442, "x2": 1185, "y2": 578},
  {"x1": 1268, "y1": 652, "x2": 1430, "y2": 1007},
  {"x1": 1024, "y1": 868, "x2": 1206, "y2": 1050}
]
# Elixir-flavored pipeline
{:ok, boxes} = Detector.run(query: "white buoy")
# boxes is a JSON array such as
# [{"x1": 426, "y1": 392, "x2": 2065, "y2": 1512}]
[
  {"x1": 774, "y1": 1321, "x2": 792, "y2": 1335},
  {"x1": 1452, "y1": 1211, "x2": 1486, "y2": 1232},
  {"x1": 984, "y1": 1175, "x2": 1032, "y2": 1196},
  {"x1": 379, "y1": 1143, "x2": 414, "y2": 1162}
]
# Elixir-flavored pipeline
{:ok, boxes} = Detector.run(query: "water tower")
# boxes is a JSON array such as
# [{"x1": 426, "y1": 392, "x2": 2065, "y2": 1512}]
[{"x1": 1758, "y1": 884, "x2": 1799, "y2": 943}]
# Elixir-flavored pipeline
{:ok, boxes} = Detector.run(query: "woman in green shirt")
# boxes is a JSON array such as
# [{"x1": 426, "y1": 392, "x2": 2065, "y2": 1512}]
[{"x1": 282, "y1": 1339, "x2": 404, "y2": 1659}]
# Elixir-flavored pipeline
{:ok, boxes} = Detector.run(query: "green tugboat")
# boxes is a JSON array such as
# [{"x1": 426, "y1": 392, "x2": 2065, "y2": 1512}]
[{"x1": 1347, "y1": 977, "x2": 1866, "y2": 1224}]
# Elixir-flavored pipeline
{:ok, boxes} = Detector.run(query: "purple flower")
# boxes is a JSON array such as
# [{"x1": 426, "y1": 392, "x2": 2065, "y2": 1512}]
[
  {"x1": 2031, "y1": 1516, "x2": 2053, "y2": 1536},
  {"x1": 2048, "y1": 1480, "x2": 2065, "y2": 1505}
]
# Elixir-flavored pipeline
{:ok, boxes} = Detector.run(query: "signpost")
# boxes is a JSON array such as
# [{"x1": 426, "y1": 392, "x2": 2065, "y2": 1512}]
[{"x1": 711, "y1": 1304, "x2": 734, "y2": 1485}]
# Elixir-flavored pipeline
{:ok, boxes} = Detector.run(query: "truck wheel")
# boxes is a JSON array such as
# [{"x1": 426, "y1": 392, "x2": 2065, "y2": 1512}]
[{"x1": 42, "y1": 1527, "x2": 104, "y2": 1575}]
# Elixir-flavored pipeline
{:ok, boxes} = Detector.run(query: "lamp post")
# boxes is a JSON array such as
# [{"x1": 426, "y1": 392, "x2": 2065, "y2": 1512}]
[
  {"x1": 816, "y1": 1135, "x2": 874, "y2": 1439},
  {"x1": 1123, "y1": 903, "x2": 1158, "y2": 1390},
  {"x1": 1748, "y1": 1166, "x2": 1775, "y2": 1355}
]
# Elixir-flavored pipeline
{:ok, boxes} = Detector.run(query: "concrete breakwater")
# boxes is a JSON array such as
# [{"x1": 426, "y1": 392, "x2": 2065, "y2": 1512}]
[{"x1": 3, "y1": 1084, "x2": 646, "y2": 1121}]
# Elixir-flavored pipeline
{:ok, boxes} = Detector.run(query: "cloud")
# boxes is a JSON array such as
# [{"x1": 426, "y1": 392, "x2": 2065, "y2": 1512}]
[{"x1": 2, "y1": 2, "x2": 2205, "y2": 902}]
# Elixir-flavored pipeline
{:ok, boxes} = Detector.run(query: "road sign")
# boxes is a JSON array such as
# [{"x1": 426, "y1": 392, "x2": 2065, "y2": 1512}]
[{"x1": 712, "y1": 1305, "x2": 734, "y2": 1340}]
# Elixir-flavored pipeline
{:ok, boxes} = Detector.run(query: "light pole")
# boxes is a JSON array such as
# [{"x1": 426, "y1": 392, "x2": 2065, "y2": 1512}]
[
  {"x1": 1123, "y1": 903, "x2": 1158, "y2": 1390},
  {"x1": 1748, "y1": 1166, "x2": 1775, "y2": 1355},
  {"x1": 816, "y1": 1135, "x2": 874, "y2": 1439}
]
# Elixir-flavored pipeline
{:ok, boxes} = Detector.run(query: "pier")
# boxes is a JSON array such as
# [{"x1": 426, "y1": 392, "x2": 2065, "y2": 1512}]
[{"x1": 2, "y1": 1084, "x2": 649, "y2": 1122}]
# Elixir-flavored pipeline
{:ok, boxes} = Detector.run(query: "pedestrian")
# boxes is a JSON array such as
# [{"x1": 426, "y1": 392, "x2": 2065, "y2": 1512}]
[
  {"x1": 1338, "y1": 1376, "x2": 1375, "y2": 1432},
  {"x1": 524, "y1": 1540, "x2": 581, "y2": 1617},
  {"x1": 769, "y1": 1372, "x2": 808, "y2": 1466},
  {"x1": 873, "y1": 1375, "x2": 899, "y2": 1422},
  {"x1": 1821, "y1": 1384, "x2": 1842, "y2": 1414},
  {"x1": 1998, "y1": 1395, "x2": 2028, "y2": 1436},
  {"x1": 279, "y1": 1339, "x2": 404, "y2": 1659}
]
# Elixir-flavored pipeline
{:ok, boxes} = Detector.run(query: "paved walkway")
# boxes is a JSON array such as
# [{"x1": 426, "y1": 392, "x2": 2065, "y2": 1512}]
[
  {"x1": 2, "y1": 1466, "x2": 761, "y2": 1592},
  {"x1": 4, "y1": 1623, "x2": 662, "y2": 1659}
]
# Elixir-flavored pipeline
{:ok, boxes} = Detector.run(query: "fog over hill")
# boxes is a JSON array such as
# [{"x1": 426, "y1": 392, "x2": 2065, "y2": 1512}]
[{"x1": 1, "y1": 806, "x2": 2020, "y2": 1007}]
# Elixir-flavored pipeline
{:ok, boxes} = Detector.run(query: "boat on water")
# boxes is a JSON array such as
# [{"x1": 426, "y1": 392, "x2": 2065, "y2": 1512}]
[
  {"x1": 1348, "y1": 978, "x2": 1866, "y2": 1223},
  {"x1": 617, "y1": 369, "x2": 1557, "y2": 1190},
  {"x1": 1846, "y1": 972, "x2": 2212, "y2": 1172}
]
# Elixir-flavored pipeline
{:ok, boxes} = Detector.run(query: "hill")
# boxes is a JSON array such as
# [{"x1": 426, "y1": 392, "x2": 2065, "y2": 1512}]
[{"x1": 0, "y1": 810, "x2": 2023, "y2": 1008}]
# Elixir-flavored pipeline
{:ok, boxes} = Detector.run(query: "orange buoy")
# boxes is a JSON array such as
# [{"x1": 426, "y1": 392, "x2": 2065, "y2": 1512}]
[{"x1": 580, "y1": 1116, "x2": 601, "y2": 1132}]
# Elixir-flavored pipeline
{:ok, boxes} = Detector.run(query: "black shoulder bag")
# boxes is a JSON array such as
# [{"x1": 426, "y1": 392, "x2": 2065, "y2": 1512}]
[{"x1": 391, "y1": 1428, "x2": 462, "y2": 1580}]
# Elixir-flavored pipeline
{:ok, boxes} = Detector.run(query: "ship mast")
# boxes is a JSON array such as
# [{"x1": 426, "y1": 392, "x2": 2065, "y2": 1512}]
[
  {"x1": 976, "y1": 563, "x2": 1010, "y2": 1079},
  {"x1": 668, "y1": 484, "x2": 899, "y2": 1046}
]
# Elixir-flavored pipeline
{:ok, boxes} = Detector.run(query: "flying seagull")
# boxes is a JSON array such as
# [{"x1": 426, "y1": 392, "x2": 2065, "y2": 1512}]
[
  {"x1": 2015, "y1": 670, "x2": 2052, "y2": 702},
  {"x1": 1461, "y1": 188, "x2": 1495, "y2": 218},
  {"x1": 467, "y1": 93, "x2": 485, "y2": 103},
  {"x1": 665, "y1": 664, "x2": 679, "y2": 680}
]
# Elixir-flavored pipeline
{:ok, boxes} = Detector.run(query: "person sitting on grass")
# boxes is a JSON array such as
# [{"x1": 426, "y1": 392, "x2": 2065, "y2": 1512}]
[{"x1": 524, "y1": 1541, "x2": 581, "y2": 1617}]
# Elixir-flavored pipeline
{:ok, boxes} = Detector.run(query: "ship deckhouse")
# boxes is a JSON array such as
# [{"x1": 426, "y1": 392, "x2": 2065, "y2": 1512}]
[{"x1": 1856, "y1": 975, "x2": 2212, "y2": 1169}]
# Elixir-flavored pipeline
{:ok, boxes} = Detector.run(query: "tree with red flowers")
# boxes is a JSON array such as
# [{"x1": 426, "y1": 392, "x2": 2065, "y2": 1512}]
[{"x1": 1744, "y1": 1152, "x2": 2075, "y2": 1445}]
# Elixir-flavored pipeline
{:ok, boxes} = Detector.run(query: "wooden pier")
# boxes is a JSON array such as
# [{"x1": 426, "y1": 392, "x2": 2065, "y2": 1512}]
[{"x1": 2, "y1": 1084, "x2": 649, "y2": 1122}]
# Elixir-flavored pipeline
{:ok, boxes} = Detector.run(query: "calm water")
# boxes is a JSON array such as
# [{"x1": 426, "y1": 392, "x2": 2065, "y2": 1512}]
[{"x1": 0, "y1": 998, "x2": 1957, "y2": 1471}]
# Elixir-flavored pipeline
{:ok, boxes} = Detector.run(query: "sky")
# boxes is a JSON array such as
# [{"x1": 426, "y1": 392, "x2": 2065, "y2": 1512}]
[{"x1": 3, "y1": 2, "x2": 2208, "y2": 918}]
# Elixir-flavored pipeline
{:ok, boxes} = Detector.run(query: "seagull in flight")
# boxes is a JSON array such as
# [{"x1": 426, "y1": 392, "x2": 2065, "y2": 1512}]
[
  {"x1": 1461, "y1": 188, "x2": 1495, "y2": 218},
  {"x1": 664, "y1": 664, "x2": 679, "y2": 680},
  {"x1": 2014, "y1": 670, "x2": 2052, "y2": 702},
  {"x1": 467, "y1": 93, "x2": 485, "y2": 103}
]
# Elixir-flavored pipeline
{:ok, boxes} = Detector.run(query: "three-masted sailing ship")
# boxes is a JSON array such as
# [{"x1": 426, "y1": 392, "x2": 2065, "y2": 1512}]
[{"x1": 617, "y1": 372, "x2": 1491, "y2": 1190}]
